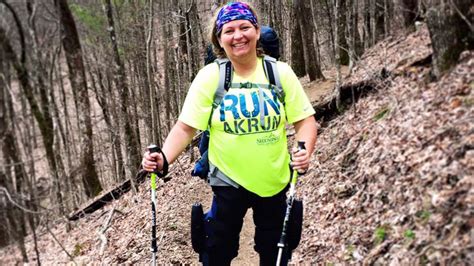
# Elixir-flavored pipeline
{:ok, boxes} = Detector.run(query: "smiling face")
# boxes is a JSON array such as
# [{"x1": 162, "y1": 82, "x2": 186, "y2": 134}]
[{"x1": 218, "y1": 19, "x2": 260, "y2": 61}]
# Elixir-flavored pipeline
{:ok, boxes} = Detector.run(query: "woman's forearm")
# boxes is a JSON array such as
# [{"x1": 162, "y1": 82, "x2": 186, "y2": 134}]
[
  {"x1": 161, "y1": 121, "x2": 197, "y2": 164},
  {"x1": 293, "y1": 116, "x2": 318, "y2": 155}
]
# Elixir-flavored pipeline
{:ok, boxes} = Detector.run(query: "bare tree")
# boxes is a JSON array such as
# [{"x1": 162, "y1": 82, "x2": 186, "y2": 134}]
[
  {"x1": 346, "y1": 0, "x2": 364, "y2": 71},
  {"x1": 183, "y1": 0, "x2": 201, "y2": 81},
  {"x1": 373, "y1": 0, "x2": 386, "y2": 43},
  {"x1": 55, "y1": 0, "x2": 103, "y2": 197},
  {"x1": 145, "y1": 0, "x2": 160, "y2": 144},
  {"x1": 0, "y1": 0, "x2": 68, "y2": 219},
  {"x1": 103, "y1": 0, "x2": 142, "y2": 184},
  {"x1": 336, "y1": 0, "x2": 350, "y2": 65},
  {"x1": 334, "y1": 0, "x2": 342, "y2": 109},
  {"x1": 310, "y1": 0, "x2": 324, "y2": 69},
  {"x1": 399, "y1": 0, "x2": 420, "y2": 30},
  {"x1": 425, "y1": 0, "x2": 473, "y2": 79},
  {"x1": 290, "y1": 0, "x2": 306, "y2": 77},
  {"x1": 0, "y1": 39, "x2": 29, "y2": 262},
  {"x1": 295, "y1": 0, "x2": 325, "y2": 81}
]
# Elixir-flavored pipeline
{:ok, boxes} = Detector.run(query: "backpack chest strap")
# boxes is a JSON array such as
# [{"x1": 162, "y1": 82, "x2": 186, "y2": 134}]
[{"x1": 230, "y1": 82, "x2": 271, "y2": 89}]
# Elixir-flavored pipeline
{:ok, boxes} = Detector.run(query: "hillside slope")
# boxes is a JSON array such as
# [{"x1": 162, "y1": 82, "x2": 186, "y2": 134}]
[
  {"x1": 293, "y1": 27, "x2": 473, "y2": 264},
  {"x1": 0, "y1": 26, "x2": 472, "y2": 265}
]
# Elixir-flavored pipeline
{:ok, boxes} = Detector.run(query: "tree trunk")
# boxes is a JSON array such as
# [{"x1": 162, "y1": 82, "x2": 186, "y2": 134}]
[
  {"x1": 273, "y1": 0, "x2": 285, "y2": 60},
  {"x1": 337, "y1": 0, "x2": 350, "y2": 65},
  {"x1": 0, "y1": 48, "x2": 28, "y2": 263},
  {"x1": 399, "y1": 0, "x2": 419, "y2": 30},
  {"x1": 334, "y1": 0, "x2": 342, "y2": 110},
  {"x1": 185, "y1": 0, "x2": 201, "y2": 81},
  {"x1": 323, "y1": 0, "x2": 337, "y2": 61},
  {"x1": 0, "y1": 4, "x2": 65, "y2": 217},
  {"x1": 103, "y1": 0, "x2": 141, "y2": 185},
  {"x1": 55, "y1": 0, "x2": 103, "y2": 197},
  {"x1": 0, "y1": 47, "x2": 11, "y2": 249},
  {"x1": 426, "y1": 0, "x2": 474, "y2": 79},
  {"x1": 296, "y1": 0, "x2": 325, "y2": 81},
  {"x1": 346, "y1": 0, "x2": 358, "y2": 71},
  {"x1": 290, "y1": 0, "x2": 306, "y2": 77},
  {"x1": 162, "y1": 0, "x2": 175, "y2": 132},
  {"x1": 310, "y1": 0, "x2": 323, "y2": 68},
  {"x1": 363, "y1": 0, "x2": 372, "y2": 48},
  {"x1": 146, "y1": 0, "x2": 157, "y2": 144},
  {"x1": 373, "y1": 0, "x2": 385, "y2": 43}
]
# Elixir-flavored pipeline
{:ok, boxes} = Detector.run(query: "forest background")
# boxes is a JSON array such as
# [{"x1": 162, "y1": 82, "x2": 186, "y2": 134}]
[{"x1": 0, "y1": 0, "x2": 472, "y2": 264}]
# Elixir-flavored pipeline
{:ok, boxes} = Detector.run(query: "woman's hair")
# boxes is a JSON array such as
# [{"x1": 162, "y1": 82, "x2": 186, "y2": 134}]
[{"x1": 209, "y1": 2, "x2": 264, "y2": 59}]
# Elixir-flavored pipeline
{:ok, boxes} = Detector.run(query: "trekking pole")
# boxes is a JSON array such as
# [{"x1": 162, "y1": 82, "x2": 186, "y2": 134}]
[
  {"x1": 276, "y1": 141, "x2": 306, "y2": 266},
  {"x1": 147, "y1": 144, "x2": 159, "y2": 266},
  {"x1": 147, "y1": 144, "x2": 169, "y2": 266}
]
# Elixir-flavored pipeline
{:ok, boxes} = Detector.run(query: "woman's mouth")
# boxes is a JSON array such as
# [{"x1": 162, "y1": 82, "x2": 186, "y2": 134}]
[{"x1": 232, "y1": 42, "x2": 248, "y2": 48}]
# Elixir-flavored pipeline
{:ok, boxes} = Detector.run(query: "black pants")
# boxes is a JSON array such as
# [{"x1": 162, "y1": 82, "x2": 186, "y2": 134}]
[{"x1": 201, "y1": 185, "x2": 289, "y2": 266}]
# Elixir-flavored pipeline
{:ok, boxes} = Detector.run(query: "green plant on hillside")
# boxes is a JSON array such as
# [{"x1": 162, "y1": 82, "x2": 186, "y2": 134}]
[
  {"x1": 374, "y1": 226, "x2": 388, "y2": 245},
  {"x1": 404, "y1": 229, "x2": 415, "y2": 240},
  {"x1": 344, "y1": 244, "x2": 356, "y2": 261},
  {"x1": 73, "y1": 243, "x2": 84, "y2": 257},
  {"x1": 373, "y1": 106, "x2": 391, "y2": 121},
  {"x1": 416, "y1": 210, "x2": 431, "y2": 222}
]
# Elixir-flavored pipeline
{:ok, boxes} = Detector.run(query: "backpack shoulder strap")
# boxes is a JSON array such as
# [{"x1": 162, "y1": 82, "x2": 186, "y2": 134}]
[
  {"x1": 208, "y1": 58, "x2": 232, "y2": 126},
  {"x1": 262, "y1": 55, "x2": 285, "y2": 105},
  {"x1": 214, "y1": 58, "x2": 232, "y2": 109}
]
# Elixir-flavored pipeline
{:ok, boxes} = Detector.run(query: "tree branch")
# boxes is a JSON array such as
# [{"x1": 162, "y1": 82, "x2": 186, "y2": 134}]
[
  {"x1": 449, "y1": 0, "x2": 474, "y2": 32},
  {"x1": 0, "y1": 186, "x2": 43, "y2": 214},
  {"x1": 0, "y1": 0, "x2": 26, "y2": 63},
  {"x1": 98, "y1": 207, "x2": 116, "y2": 256},
  {"x1": 45, "y1": 223, "x2": 77, "y2": 264}
]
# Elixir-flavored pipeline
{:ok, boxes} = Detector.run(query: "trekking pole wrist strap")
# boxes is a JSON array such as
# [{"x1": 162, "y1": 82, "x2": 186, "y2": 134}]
[
  {"x1": 147, "y1": 144, "x2": 169, "y2": 178},
  {"x1": 157, "y1": 151, "x2": 169, "y2": 178}
]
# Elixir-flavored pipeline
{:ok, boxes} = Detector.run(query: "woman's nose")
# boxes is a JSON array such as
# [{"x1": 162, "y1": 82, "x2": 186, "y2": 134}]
[{"x1": 233, "y1": 30, "x2": 243, "y2": 39}]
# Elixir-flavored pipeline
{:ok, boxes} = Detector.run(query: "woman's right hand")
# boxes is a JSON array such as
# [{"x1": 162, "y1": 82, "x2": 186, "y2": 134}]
[{"x1": 142, "y1": 150, "x2": 164, "y2": 173}]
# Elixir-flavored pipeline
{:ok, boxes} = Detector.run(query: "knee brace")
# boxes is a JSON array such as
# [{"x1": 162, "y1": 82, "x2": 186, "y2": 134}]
[
  {"x1": 288, "y1": 199, "x2": 303, "y2": 251},
  {"x1": 191, "y1": 203, "x2": 205, "y2": 254},
  {"x1": 191, "y1": 203, "x2": 239, "y2": 260}
]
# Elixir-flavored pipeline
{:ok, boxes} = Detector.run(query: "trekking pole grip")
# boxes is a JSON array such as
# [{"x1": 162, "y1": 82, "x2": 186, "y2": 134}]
[
  {"x1": 297, "y1": 141, "x2": 306, "y2": 151},
  {"x1": 147, "y1": 144, "x2": 169, "y2": 178},
  {"x1": 297, "y1": 141, "x2": 306, "y2": 175}
]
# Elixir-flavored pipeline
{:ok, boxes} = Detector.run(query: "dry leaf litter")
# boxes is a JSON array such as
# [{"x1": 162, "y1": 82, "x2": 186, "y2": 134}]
[{"x1": 0, "y1": 26, "x2": 472, "y2": 265}]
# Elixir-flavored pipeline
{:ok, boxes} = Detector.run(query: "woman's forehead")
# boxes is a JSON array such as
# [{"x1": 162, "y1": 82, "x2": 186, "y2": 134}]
[{"x1": 222, "y1": 19, "x2": 255, "y2": 29}]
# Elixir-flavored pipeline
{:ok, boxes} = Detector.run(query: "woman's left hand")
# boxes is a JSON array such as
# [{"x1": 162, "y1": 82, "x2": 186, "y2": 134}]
[{"x1": 290, "y1": 147, "x2": 310, "y2": 174}]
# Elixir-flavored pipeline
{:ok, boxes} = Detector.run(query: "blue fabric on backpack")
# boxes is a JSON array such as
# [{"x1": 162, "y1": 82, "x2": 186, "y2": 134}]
[
  {"x1": 191, "y1": 130, "x2": 210, "y2": 179},
  {"x1": 198, "y1": 130, "x2": 210, "y2": 155},
  {"x1": 260, "y1": 26, "x2": 280, "y2": 60}
]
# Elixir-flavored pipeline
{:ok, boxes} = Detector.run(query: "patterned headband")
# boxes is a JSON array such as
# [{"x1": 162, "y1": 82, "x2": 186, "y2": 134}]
[{"x1": 216, "y1": 2, "x2": 258, "y2": 35}]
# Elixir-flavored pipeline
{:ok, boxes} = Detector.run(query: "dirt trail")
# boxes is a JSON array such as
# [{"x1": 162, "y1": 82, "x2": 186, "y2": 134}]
[
  {"x1": 230, "y1": 68, "x2": 345, "y2": 265},
  {"x1": 232, "y1": 210, "x2": 258, "y2": 265},
  {"x1": 302, "y1": 66, "x2": 349, "y2": 103}
]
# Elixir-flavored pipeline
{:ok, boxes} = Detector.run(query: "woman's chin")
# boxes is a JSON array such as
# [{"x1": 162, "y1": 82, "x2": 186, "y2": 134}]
[{"x1": 231, "y1": 48, "x2": 252, "y2": 58}]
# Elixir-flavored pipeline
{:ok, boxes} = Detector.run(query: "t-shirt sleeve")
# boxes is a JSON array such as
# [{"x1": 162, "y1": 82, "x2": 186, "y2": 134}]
[
  {"x1": 178, "y1": 63, "x2": 219, "y2": 131},
  {"x1": 278, "y1": 62, "x2": 315, "y2": 124}
]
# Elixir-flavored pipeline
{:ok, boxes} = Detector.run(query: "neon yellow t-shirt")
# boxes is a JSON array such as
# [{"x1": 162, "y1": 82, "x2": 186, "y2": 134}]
[{"x1": 179, "y1": 57, "x2": 315, "y2": 197}]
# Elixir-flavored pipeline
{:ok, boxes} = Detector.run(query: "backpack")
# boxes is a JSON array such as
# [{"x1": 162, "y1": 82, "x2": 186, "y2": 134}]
[{"x1": 191, "y1": 56, "x2": 285, "y2": 179}]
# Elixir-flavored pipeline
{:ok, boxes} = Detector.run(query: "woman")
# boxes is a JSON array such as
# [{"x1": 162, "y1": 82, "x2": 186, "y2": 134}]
[{"x1": 142, "y1": 2, "x2": 317, "y2": 265}]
